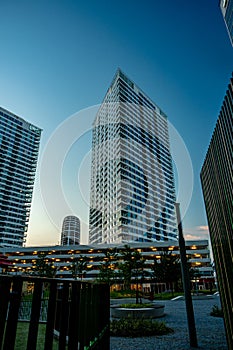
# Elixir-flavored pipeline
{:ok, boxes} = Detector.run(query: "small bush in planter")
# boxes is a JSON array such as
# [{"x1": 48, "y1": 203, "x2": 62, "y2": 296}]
[
  {"x1": 110, "y1": 317, "x2": 173, "y2": 337},
  {"x1": 210, "y1": 304, "x2": 223, "y2": 318}
]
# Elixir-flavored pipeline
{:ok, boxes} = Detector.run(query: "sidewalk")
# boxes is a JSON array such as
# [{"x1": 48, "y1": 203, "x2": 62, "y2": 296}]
[{"x1": 110, "y1": 295, "x2": 227, "y2": 350}]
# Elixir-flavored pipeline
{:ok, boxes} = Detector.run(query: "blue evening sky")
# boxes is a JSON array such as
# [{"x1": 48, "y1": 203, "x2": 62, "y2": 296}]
[{"x1": 0, "y1": 0, "x2": 232, "y2": 246}]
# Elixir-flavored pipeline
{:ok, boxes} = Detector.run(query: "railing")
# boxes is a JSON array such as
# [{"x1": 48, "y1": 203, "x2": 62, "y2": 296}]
[
  {"x1": 0, "y1": 275, "x2": 110, "y2": 350},
  {"x1": 17, "y1": 297, "x2": 49, "y2": 322}
]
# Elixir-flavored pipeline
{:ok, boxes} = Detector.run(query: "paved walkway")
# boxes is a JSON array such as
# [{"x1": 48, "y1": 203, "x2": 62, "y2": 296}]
[{"x1": 110, "y1": 295, "x2": 227, "y2": 350}]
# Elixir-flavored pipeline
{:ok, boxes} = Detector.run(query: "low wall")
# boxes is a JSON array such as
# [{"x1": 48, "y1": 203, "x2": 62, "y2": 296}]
[{"x1": 111, "y1": 304, "x2": 165, "y2": 319}]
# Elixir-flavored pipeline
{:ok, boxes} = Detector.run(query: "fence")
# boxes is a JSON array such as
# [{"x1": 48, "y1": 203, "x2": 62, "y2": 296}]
[{"x1": 0, "y1": 275, "x2": 110, "y2": 350}]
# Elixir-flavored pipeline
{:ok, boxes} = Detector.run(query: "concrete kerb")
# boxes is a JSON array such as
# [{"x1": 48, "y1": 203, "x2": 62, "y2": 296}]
[{"x1": 110, "y1": 298, "x2": 165, "y2": 319}]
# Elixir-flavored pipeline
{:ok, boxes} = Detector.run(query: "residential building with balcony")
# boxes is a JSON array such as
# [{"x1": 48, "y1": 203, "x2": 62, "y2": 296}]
[
  {"x1": 220, "y1": 0, "x2": 233, "y2": 46},
  {"x1": 61, "y1": 215, "x2": 80, "y2": 245},
  {"x1": 0, "y1": 107, "x2": 41, "y2": 247},
  {"x1": 89, "y1": 69, "x2": 177, "y2": 244}
]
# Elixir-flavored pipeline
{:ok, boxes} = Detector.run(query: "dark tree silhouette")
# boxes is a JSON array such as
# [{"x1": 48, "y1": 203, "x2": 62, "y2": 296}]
[
  {"x1": 118, "y1": 245, "x2": 148, "y2": 303},
  {"x1": 71, "y1": 255, "x2": 88, "y2": 280},
  {"x1": 32, "y1": 251, "x2": 56, "y2": 278},
  {"x1": 151, "y1": 251, "x2": 181, "y2": 294},
  {"x1": 97, "y1": 248, "x2": 118, "y2": 285}
]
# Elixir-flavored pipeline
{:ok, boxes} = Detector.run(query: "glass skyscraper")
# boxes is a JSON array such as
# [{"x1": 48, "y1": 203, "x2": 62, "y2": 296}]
[
  {"x1": 200, "y1": 73, "x2": 233, "y2": 349},
  {"x1": 89, "y1": 69, "x2": 177, "y2": 244},
  {"x1": 0, "y1": 107, "x2": 41, "y2": 248},
  {"x1": 220, "y1": 0, "x2": 233, "y2": 46}
]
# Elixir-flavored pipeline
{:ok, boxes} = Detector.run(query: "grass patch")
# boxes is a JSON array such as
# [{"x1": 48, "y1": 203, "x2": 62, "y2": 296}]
[
  {"x1": 14, "y1": 322, "x2": 59, "y2": 350},
  {"x1": 153, "y1": 292, "x2": 183, "y2": 300},
  {"x1": 119, "y1": 303, "x2": 154, "y2": 308},
  {"x1": 110, "y1": 290, "x2": 136, "y2": 299},
  {"x1": 210, "y1": 304, "x2": 223, "y2": 318},
  {"x1": 195, "y1": 289, "x2": 217, "y2": 295},
  {"x1": 110, "y1": 290, "x2": 184, "y2": 300},
  {"x1": 110, "y1": 317, "x2": 173, "y2": 337}
]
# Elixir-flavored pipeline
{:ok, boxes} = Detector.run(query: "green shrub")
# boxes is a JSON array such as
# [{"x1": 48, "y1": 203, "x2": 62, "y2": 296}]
[
  {"x1": 110, "y1": 317, "x2": 173, "y2": 337},
  {"x1": 210, "y1": 304, "x2": 223, "y2": 318}
]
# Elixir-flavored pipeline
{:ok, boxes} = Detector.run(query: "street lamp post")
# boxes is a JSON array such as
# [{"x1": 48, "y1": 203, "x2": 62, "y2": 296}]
[{"x1": 175, "y1": 203, "x2": 198, "y2": 348}]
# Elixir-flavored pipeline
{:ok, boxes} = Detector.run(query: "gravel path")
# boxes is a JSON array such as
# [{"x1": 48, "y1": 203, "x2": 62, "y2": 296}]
[{"x1": 110, "y1": 295, "x2": 227, "y2": 350}]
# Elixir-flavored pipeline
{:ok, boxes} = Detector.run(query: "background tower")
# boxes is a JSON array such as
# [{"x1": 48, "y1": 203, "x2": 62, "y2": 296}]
[
  {"x1": 89, "y1": 69, "x2": 177, "y2": 244},
  {"x1": 200, "y1": 73, "x2": 233, "y2": 349},
  {"x1": 61, "y1": 215, "x2": 80, "y2": 245},
  {"x1": 0, "y1": 107, "x2": 41, "y2": 247},
  {"x1": 220, "y1": 0, "x2": 233, "y2": 46}
]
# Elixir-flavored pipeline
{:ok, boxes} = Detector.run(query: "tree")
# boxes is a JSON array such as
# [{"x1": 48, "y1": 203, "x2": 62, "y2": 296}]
[
  {"x1": 151, "y1": 251, "x2": 181, "y2": 294},
  {"x1": 97, "y1": 248, "x2": 118, "y2": 285},
  {"x1": 32, "y1": 252, "x2": 57, "y2": 278},
  {"x1": 118, "y1": 245, "x2": 136, "y2": 290},
  {"x1": 71, "y1": 255, "x2": 88, "y2": 280},
  {"x1": 118, "y1": 245, "x2": 148, "y2": 303},
  {"x1": 131, "y1": 251, "x2": 150, "y2": 303}
]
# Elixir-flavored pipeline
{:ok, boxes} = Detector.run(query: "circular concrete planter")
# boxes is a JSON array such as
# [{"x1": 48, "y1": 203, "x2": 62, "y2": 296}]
[{"x1": 111, "y1": 304, "x2": 165, "y2": 319}]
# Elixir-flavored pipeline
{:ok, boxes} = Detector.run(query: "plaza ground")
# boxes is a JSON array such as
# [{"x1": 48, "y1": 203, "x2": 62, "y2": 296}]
[{"x1": 110, "y1": 294, "x2": 227, "y2": 350}]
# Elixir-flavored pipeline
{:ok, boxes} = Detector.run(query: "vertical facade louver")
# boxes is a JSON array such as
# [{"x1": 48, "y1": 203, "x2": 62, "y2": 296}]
[
  {"x1": 0, "y1": 107, "x2": 41, "y2": 248},
  {"x1": 61, "y1": 215, "x2": 80, "y2": 245},
  {"x1": 89, "y1": 69, "x2": 177, "y2": 244},
  {"x1": 200, "y1": 73, "x2": 233, "y2": 349}
]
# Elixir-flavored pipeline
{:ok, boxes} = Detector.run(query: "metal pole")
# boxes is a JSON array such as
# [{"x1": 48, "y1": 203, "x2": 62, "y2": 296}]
[{"x1": 175, "y1": 203, "x2": 198, "y2": 348}]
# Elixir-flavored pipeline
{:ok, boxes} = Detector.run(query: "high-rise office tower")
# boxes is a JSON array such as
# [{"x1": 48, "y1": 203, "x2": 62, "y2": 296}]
[
  {"x1": 200, "y1": 73, "x2": 233, "y2": 349},
  {"x1": 0, "y1": 107, "x2": 41, "y2": 248},
  {"x1": 89, "y1": 69, "x2": 177, "y2": 244},
  {"x1": 220, "y1": 0, "x2": 233, "y2": 46},
  {"x1": 61, "y1": 215, "x2": 80, "y2": 245}
]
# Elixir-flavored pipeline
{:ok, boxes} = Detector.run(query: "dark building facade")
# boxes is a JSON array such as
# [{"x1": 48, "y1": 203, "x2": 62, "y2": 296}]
[
  {"x1": 220, "y1": 0, "x2": 233, "y2": 46},
  {"x1": 200, "y1": 74, "x2": 233, "y2": 349},
  {"x1": 0, "y1": 107, "x2": 41, "y2": 248}
]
